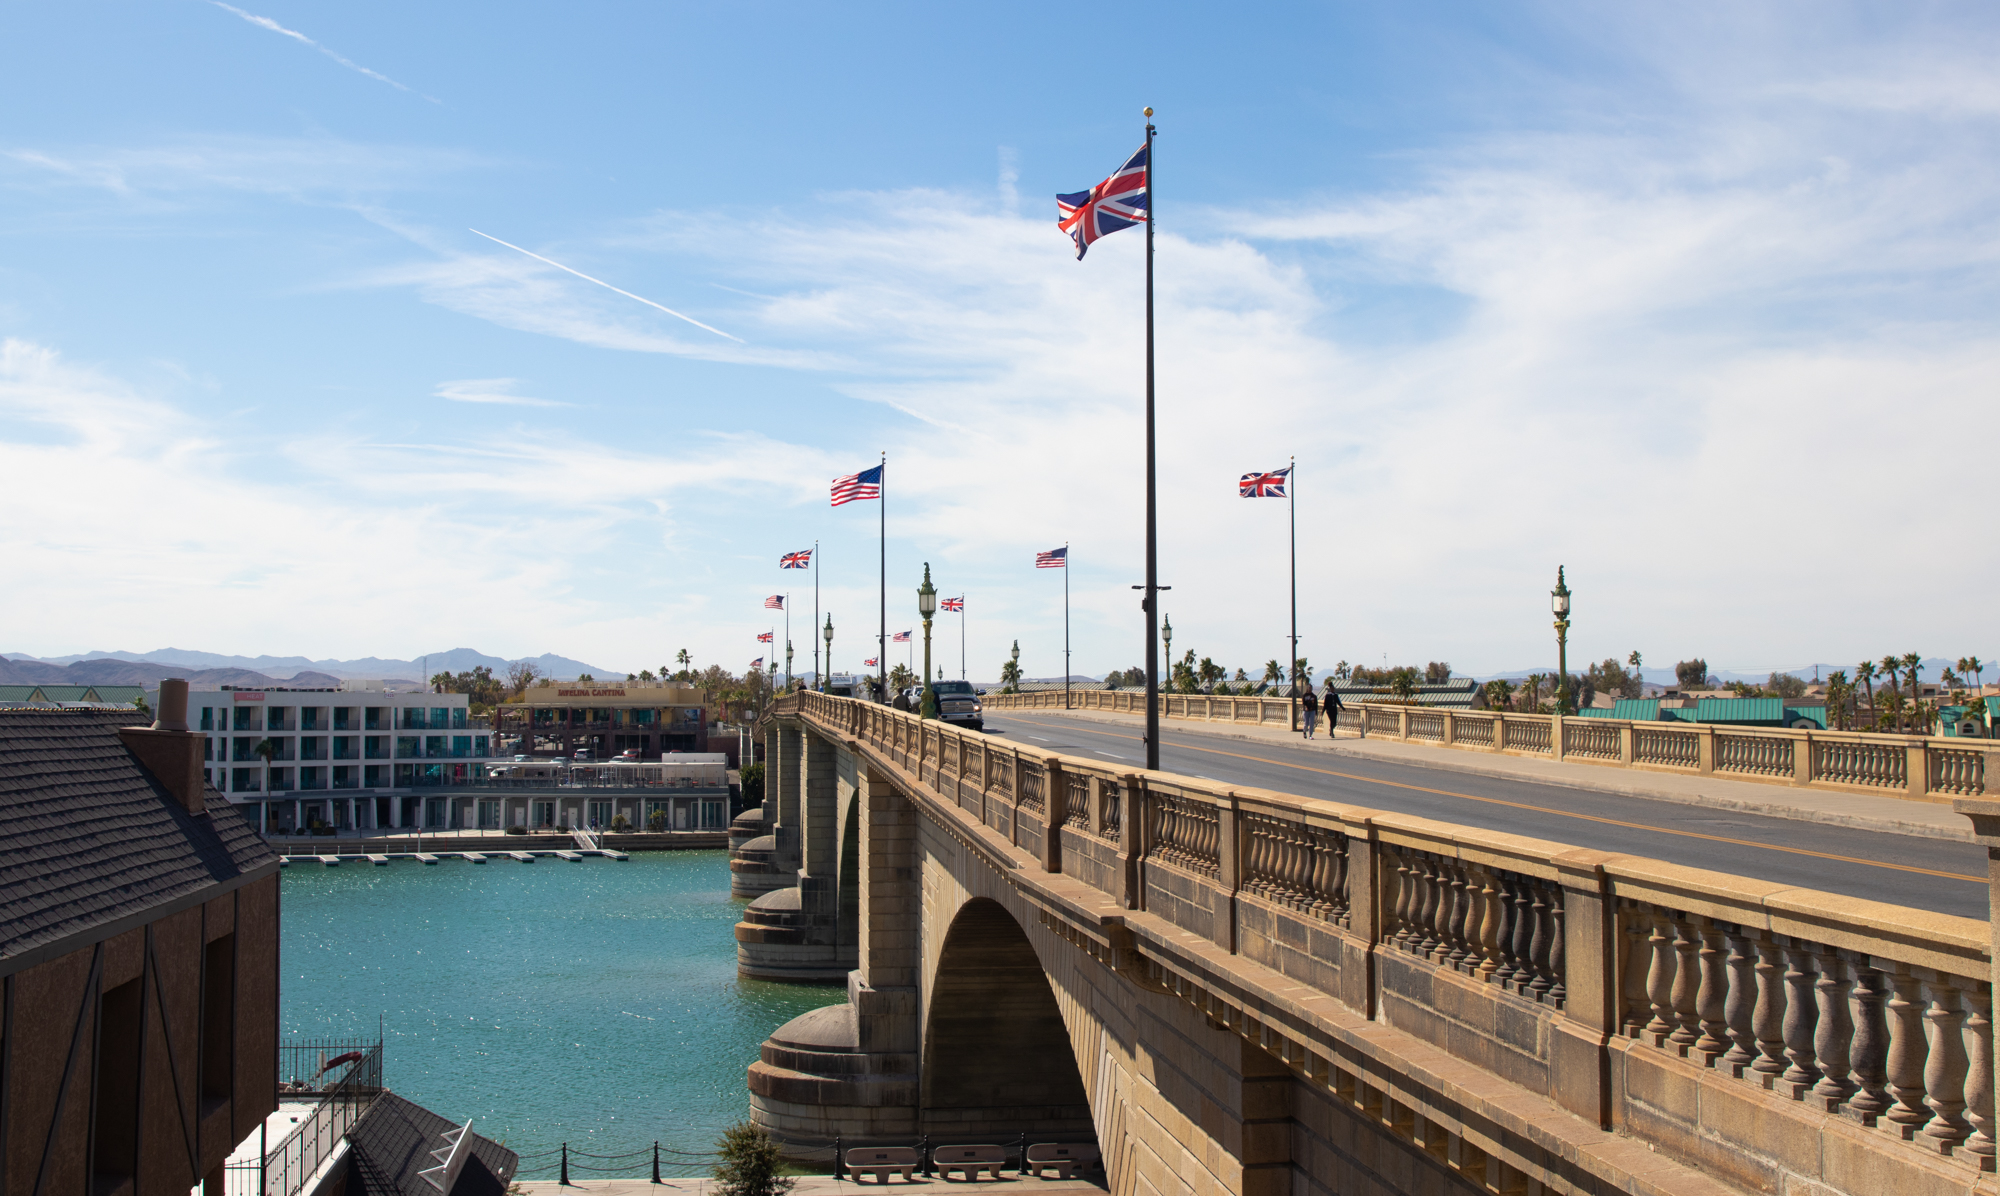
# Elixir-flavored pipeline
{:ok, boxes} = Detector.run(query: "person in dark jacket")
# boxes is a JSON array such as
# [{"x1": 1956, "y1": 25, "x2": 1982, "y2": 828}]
[
  {"x1": 892, "y1": 688, "x2": 912, "y2": 712},
  {"x1": 1322, "y1": 681, "x2": 1345, "y2": 736},
  {"x1": 1300, "y1": 681, "x2": 1320, "y2": 739}
]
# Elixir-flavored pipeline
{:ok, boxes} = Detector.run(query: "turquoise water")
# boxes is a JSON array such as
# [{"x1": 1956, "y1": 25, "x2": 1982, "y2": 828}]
[{"x1": 279, "y1": 851, "x2": 841, "y2": 1176}]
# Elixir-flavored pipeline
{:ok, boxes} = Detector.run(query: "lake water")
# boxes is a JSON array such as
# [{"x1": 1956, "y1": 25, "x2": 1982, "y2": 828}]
[{"x1": 279, "y1": 851, "x2": 841, "y2": 1177}]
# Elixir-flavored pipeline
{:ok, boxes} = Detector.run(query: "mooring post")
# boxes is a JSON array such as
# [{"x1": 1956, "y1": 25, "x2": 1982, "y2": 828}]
[
  {"x1": 833, "y1": 1134, "x2": 844, "y2": 1180},
  {"x1": 653, "y1": 1141, "x2": 661, "y2": 1183},
  {"x1": 919, "y1": 1133, "x2": 931, "y2": 1176},
  {"x1": 560, "y1": 1142, "x2": 569, "y2": 1185},
  {"x1": 1016, "y1": 1131, "x2": 1029, "y2": 1175}
]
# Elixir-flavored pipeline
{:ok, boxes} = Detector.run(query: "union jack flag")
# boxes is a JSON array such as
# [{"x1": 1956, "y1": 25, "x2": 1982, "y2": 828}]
[
  {"x1": 831, "y1": 464, "x2": 883, "y2": 506},
  {"x1": 864, "y1": 657, "x2": 879, "y2": 668},
  {"x1": 1057, "y1": 144, "x2": 1148, "y2": 260},
  {"x1": 1240, "y1": 466, "x2": 1290, "y2": 498},
  {"x1": 1036, "y1": 547, "x2": 1067, "y2": 568},
  {"x1": 892, "y1": 630, "x2": 911, "y2": 643},
  {"x1": 765, "y1": 594, "x2": 785, "y2": 608},
  {"x1": 750, "y1": 657, "x2": 763, "y2": 670},
  {"x1": 941, "y1": 597, "x2": 964, "y2": 612},
  {"x1": 758, "y1": 631, "x2": 773, "y2": 643},
  {"x1": 780, "y1": 550, "x2": 811, "y2": 569}
]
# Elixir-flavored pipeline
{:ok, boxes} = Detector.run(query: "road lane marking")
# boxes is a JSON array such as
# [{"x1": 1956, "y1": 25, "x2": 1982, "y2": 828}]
[{"x1": 999, "y1": 714, "x2": 1983, "y2": 884}]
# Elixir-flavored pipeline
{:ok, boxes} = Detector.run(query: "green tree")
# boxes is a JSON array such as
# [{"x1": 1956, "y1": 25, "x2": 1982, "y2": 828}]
[
  {"x1": 1855, "y1": 660, "x2": 1878, "y2": 728},
  {"x1": 712, "y1": 1121, "x2": 794, "y2": 1196},
  {"x1": 639, "y1": 668, "x2": 656, "y2": 682},
  {"x1": 1389, "y1": 667, "x2": 1420, "y2": 704},
  {"x1": 1879, "y1": 656, "x2": 1903, "y2": 730},
  {"x1": 1673, "y1": 659, "x2": 1707, "y2": 690},
  {"x1": 998, "y1": 657, "x2": 1022, "y2": 693},
  {"x1": 1627, "y1": 650, "x2": 1644, "y2": 693},
  {"x1": 1825, "y1": 670, "x2": 1853, "y2": 730},
  {"x1": 1480, "y1": 678, "x2": 1514, "y2": 710},
  {"x1": 1197, "y1": 656, "x2": 1225, "y2": 691},
  {"x1": 1424, "y1": 662, "x2": 1452, "y2": 684},
  {"x1": 1292, "y1": 658, "x2": 1312, "y2": 687},
  {"x1": 675, "y1": 649, "x2": 693, "y2": 681},
  {"x1": 1261, "y1": 660, "x2": 1285, "y2": 691},
  {"x1": 505, "y1": 660, "x2": 542, "y2": 698}
]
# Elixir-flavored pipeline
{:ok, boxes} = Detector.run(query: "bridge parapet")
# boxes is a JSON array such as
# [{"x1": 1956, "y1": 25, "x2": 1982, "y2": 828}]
[{"x1": 760, "y1": 690, "x2": 1997, "y2": 1196}]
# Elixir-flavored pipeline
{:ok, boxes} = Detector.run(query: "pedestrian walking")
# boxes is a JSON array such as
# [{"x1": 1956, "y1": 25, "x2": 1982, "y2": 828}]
[
  {"x1": 1322, "y1": 681, "x2": 1345, "y2": 737},
  {"x1": 1299, "y1": 680, "x2": 1319, "y2": 738}
]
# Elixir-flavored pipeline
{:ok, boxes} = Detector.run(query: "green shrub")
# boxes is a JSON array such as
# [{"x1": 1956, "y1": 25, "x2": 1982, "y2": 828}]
[
  {"x1": 504, "y1": 825, "x2": 527, "y2": 836},
  {"x1": 713, "y1": 1121, "x2": 794, "y2": 1196},
  {"x1": 648, "y1": 810, "x2": 667, "y2": 833},
  {"x1": 611, "y1": 814, "x2": 631, "y2": 833}
]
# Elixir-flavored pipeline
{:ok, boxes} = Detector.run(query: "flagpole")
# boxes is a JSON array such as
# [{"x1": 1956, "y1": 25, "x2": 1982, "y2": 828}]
[
  {"x1": 1064, "y1": 544, "x2": 1072, "y2": 711},
  {"x1": 879, "y1": 451, "x2": 887, "y2": 703},
  {"x1": 1290, "y1": 455, "x2": 1299, "y2": 735},
  {"x1": 813, "y1": 540, "x2": 820, "y2": 693},
  {"x1": 1142, "y1": 108, "x2": 1160, "y2": 772},
  {"x1": 960, "y1": 600, "x2": 966, "y2": 680}
]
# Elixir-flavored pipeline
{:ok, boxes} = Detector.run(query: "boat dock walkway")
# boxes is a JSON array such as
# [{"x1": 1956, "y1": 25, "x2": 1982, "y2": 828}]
[{"x1": 279, "y1": 848, "x2": 630, "y2": 867}]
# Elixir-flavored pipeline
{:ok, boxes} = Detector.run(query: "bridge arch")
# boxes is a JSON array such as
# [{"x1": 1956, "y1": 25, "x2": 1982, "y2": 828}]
[{"x1": 920, "y1": 897, "x2": 1094, "y2": 1139}]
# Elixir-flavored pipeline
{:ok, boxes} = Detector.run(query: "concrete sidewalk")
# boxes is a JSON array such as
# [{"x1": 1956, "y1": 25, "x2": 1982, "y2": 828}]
[{"x1": 997, "y1": 705, "x2": 1975, "y2": 842}]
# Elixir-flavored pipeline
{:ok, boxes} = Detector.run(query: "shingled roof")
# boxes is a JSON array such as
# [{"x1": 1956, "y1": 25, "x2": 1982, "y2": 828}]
[
  {"x1": 0, "y1": 708, "x2": 279, "y2": 974},
  {"x1": 343, "y1": 1092, "x2": 516, "y2": 1195}
]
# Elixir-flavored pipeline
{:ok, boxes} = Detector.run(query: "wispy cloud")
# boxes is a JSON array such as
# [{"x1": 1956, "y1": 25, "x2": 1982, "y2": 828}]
[
  {"x1": 209, "y1": 2, "x2": 437, "y2": 103},
  {"x1": 434, "y1": 378, "x2": 568, "y2": 408},
  {"x1": 467, "y1": 229, "x2": 743, "y2": 342}
]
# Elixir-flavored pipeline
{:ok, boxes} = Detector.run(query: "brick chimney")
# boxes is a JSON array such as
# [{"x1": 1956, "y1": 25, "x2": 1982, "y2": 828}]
[{"x1": 120, "y1": 678, "x2": 206, "y2": 815}]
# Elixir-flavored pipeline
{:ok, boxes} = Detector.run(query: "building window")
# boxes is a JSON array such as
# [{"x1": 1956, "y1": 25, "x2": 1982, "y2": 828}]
[
  {"x1": 365, "y1": 706, "x2": 384, "y2": 730},
  {"x1": 475, "y1": 735, "x2": 490, "y2": 756},
  {"x1": 270, "y1": 767, "x2": 294, "y2": 791},
  {"x1": 232, "y1": 768, "x2": 262, "y2": 791},
  {"x1": 301, "y1": 707, "x2": 321, "y2": 731},
  {"x1": 366, "y1": 765, "x2": 388, "y2": 788},
  {"x1": 334, "y1": 707, "x2": 353, "y2": 731},
  {"x1": 451, "y1": 735, "x2": 471, "y2": 758},
  {"x1": 431, "y1": 707, "x2": 448, "y2": 730},
  {"x1": 201, "y1": 934, "x2": 235, "y2": 1110},
  {"x1": 453, "y1": 707, "x2": 468, "y2": 730},
  {"x1": 424, "y1": 736, "x2": 444, "y2": 759},
  {"x1": 333, "y1": 766, "x2": 358, "y2": 789},
  {"x1": 300, "y1": 767, "x2": 326, "y2": 790},
  {"x1": 95, "y1": 977, "x2": 143, "y2": 1184},
  {"x1": 234, "y1": 707, "x2": 258, "y2": 731},
  {"x1": 200, "y1": 706, "x2": 215, "y2": 730},
  {"x1": 396, "y1": 736, "x2": 419, "y2": 758}
]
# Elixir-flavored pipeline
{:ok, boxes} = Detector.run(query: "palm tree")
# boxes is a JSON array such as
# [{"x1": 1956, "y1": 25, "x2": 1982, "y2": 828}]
[
  {"x1": 1879, "y1": 656, "x2": 1902, "y2": 730},
  {"x1": 1825, "y1": 670, "x2": 1851, "y2": 730},
  {"x1": 1262, "y1": 659, "x2": 1285, "y2": 691},
  {"x1": 1971, "y1": 655, "x2": 1986, "y2": 694},
  {"x1": 1856, "y1": 661, "x2": 1877, "y2": 729},
  {"x1": 1902, "y1": 652, "x2": 1924, "y2": 732}
]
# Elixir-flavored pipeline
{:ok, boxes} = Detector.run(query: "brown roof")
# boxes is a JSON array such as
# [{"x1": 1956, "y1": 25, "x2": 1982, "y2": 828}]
[{"x1": 0, "y1": 709, "x2": 278, "y2": 972}]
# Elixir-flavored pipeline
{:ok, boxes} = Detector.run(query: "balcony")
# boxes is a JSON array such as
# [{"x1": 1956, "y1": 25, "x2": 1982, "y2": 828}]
[
  {"x1": 265, "y1": 719, "x2": 298, "y2": 732},
  {"x1": 332, "y1": 738, "x2": 358, "y2": 760},
  {"x1": 300, "y1": 741, "x2": 327, "y2": 762},
  {"x1": 364, "y1": 744, "x2": 392, "y2": 760}
]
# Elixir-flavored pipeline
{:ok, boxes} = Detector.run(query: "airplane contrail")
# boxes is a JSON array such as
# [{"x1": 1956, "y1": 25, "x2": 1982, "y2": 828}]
[{"x1": 468, "y1": 229, "x2": 743, "y2": 343}]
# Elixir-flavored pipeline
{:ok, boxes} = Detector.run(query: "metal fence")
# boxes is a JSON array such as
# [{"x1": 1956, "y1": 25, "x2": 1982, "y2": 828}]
[{"x1": 223, "y1": 1038, "x2": 383, "y2": 1196}]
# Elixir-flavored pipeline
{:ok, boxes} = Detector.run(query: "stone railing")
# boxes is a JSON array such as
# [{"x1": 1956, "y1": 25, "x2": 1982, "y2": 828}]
[
  {"x1": 983, "y1": 689, "x2": 1999, "y2": 804},
  {"x1": 774, "y1": 689, "x2": 1999, "y2": 1191}
]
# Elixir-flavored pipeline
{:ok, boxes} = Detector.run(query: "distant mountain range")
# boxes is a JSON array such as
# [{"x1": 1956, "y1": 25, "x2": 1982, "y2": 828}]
[{"x1": 0, "y1": 647, "x2": 618, "y2": 686}]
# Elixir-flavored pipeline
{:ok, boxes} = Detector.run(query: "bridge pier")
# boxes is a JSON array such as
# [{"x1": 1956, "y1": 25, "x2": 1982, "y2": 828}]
[{"x1": 735, "y1": 719, "x2": 857, "y2": 981}]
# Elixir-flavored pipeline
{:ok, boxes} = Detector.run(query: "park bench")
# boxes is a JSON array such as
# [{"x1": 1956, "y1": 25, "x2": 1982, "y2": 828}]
[
  {"x1": 1024, "y1": 1143, "x2": 1101, "y2": 1180},
  {"x1": 845, "y1": 1146, "x2": 920, "y2": 1183},
  {"x1": 933, "y1": 1144, "x2": 1007, "y2": 1181}
]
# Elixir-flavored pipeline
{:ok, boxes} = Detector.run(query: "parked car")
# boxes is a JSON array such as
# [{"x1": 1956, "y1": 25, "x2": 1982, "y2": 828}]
[{"x1": 573, "y1": 748, "x2": 595, "y2": 762}]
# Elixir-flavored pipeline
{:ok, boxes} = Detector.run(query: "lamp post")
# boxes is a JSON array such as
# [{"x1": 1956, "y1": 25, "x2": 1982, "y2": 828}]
[
  {"x1": 1009, "y1": 640, "x2": 1020, "y2": 694},
  {"x1": 822, "y1": 616, "x2": 834, "y2": 694},
  {"x1": 785, "y1": 641, "x2": 794, "y2": 693},
  {"x1": 918, "y1": 565, "x2": 938, "y2": 718},
  {"x1": 1161, "y1": 615, "x2": 1174, "y2": 692},
  {"x1": 1551, "y1": 566, "x2": 1572, "y2": 715}
]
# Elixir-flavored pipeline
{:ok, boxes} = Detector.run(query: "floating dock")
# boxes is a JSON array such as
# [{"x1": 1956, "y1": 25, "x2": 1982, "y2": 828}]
[{"x1": 278, "y1": 848, "x2": 630, "y2": 867}]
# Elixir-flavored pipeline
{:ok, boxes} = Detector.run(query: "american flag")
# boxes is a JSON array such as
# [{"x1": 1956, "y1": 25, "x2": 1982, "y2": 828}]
[
  {"x1": 864, "y1": 657, "x2": 879, "y2": 667},
  {"x1": 892, "y1": 630, "x2": 911, "y2": 643},
  {"x1": 941, "y1": 597, "x2": 964, "y2": 612},
  {"x1": 750, "y1": 657, "x2": 763, "y2": 670},
  {"x1": 758, "y1": 631, "x2": 774, "y2": 643},
  {"x1": 831, "y1": 464, "x2": 883, "y2": 506},
  {"x1": 780, "y1": 550, "x2": 811, "y2": 570},
  {"x1": 1239, "y1": 466, "x2": 1290, "y2": 498},
  {"x1": 1057, "y1": 144, "x2": 1148, "y2": 260},
  {"x1": 1036, "y1": 547, "x2": 1067, "y2": 568},
  {"x1": 765, "y1": 594, "x2": 785, "y2": 608}
]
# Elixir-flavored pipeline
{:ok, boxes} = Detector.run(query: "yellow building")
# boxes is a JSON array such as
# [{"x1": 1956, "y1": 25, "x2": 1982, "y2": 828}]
[{"x1": 497, "y1": 680, "x2": 708, "y2": 761}]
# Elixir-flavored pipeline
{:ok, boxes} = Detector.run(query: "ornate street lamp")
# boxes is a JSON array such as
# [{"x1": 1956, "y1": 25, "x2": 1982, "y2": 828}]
[
  {"x1": 1161, "y1": 614, "x2": 1174, "y2": 690},
  {"x1": 1009, "y1": 639, "x2": 1020, "y2": 693},
  {"x1": 1551, "y1": 567, "x2": 1573, "y2": 715},
  {"x1": 822, "y1": 615, "x2": 834, "y2": 694},
  {"x1": 918, "y1": 565, "x2": 938, "y2": 718},
  {"x1": 785, "y1": 641, "x2": 794, "y2": 692}
]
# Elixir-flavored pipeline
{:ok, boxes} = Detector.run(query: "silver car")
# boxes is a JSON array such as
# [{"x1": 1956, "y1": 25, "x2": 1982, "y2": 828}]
[{"x1": 932, "y1": 681, "x2": 984, "y2": 731}]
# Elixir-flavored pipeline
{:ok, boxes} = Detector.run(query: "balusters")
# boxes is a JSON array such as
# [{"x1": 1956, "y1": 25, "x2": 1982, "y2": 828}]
[
  {"x1": 1693, "y1": 921, "x2": 1729, "y2": 1063},
  {"x1": 1416, "y1": 858, "x2": 1442, "y2": 957},
  {"x1": 1722, "y1": 928, "x2": 1758, "y2": 1074},
  {"x1": 1885, "y1": 969, "x2": 1933, "y2": 1134},
  {"x1": 1847, "y1": 964, "x2": 1892, "y2": 1122},
  {"x1": 1509, "y1": 880, "x2": 1538, "y2": 991},
  {"x1": 1392, "y1": 854, "x2": 1416, "y2": 948},
  {"x1": 1669, "y1": 917, "x2": 1700, "y2": 1051},
  {"x1": 1528, "y1": 885, "x2": 1554, "y2": 998},
  {"x1": 1964, "y1": 987, "x2": 1995, "y2": 1160},
  {"x1": 1921, "y1": 981, "x2": 1972, "y2": 1149},
  {"x1": 1780, "y1": 945, "x2": 1822, "y2": 1096},
  {"x1": 1810, "y1": 948, "x2": 1856, "y2": 1109},
  {"x1": 1445, "y1": 864, "x2": 1472, "y2": 968},
  {"x1": 1752, "y1": 939, "x2": 1788, "y2": 1080},
  {"x1": 1645, "y1": 915, "x2": 1677, "y2": 1043},
  {"x1": 1547, "y1": 892, "x2": 1565, "y2": 1007}
]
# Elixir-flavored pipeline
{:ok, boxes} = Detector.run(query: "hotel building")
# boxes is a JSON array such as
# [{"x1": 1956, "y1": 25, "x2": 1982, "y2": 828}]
[
  {"x1": 494, "y1": 679, "x2": 711, "y2": 760},
  {"x1": 192, "y1": 681, "x2": 498, "y2": 833}
]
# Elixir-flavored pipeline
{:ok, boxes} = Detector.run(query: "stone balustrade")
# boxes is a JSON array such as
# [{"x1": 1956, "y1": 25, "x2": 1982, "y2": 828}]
[
  {"x1": 781, "y1": 688, "x2": 2000, "y2": 1192},
  {"x1": 984, "y1": 688, "x2": 1999, "y2": 804}
]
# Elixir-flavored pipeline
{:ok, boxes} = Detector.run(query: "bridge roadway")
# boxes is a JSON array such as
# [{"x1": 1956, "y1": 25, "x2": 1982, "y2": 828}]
[{"x1": 981, "y1": 709, "x2": 1989, "y2": 919}]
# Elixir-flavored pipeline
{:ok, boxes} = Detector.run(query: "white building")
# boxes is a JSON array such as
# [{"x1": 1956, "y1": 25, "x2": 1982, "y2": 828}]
[{"x1": 193, "y1": 681, "x2": 496, "y2": 833}]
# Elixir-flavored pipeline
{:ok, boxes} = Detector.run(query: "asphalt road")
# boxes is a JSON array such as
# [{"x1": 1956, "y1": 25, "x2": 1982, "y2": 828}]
[{"x1": 979, "y1": 710, "x2": 1992, "y2": 920}]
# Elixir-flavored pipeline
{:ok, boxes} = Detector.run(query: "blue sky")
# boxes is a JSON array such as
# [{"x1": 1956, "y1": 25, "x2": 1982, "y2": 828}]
[{"x1": 4, "y1": 3, "x2": 1998, "y2": 681}]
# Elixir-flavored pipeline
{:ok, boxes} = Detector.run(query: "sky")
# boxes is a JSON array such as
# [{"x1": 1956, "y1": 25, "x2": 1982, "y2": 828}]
[{"x1": 3, "y1": 2, "x2": 1998, "y2": 683}]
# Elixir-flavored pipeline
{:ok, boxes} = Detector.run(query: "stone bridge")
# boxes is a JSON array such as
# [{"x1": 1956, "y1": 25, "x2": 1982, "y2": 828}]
[{"x1": 736, "y1": 690, "x2": 2000, "y2": 1196}]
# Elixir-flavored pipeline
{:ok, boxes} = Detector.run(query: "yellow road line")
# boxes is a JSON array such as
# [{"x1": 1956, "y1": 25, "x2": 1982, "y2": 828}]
[{"x1": 1005, "y1": 714, "x2": 1983, "y2": 884}]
